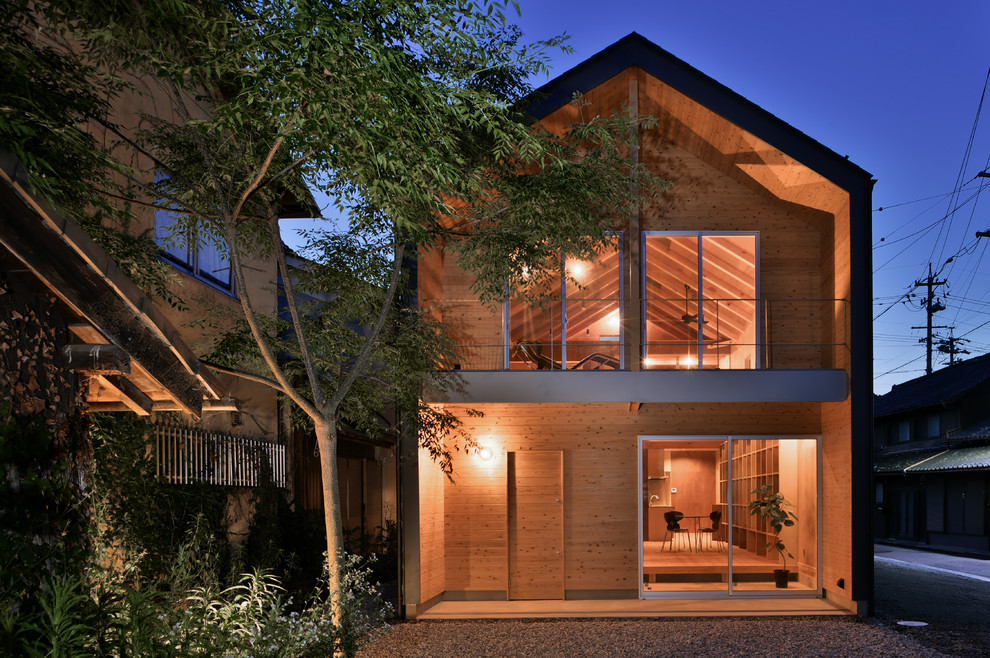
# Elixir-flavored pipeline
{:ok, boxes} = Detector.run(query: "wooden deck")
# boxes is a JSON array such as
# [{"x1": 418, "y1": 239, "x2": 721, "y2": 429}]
[{"x1": 416, "y1": 597, "x2": 851, "y2": 620}]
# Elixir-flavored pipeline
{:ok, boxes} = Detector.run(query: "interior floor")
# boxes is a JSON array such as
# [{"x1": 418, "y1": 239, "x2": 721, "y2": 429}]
[{"x1": 642, "y1": 540, "x2": 816, "y2": 593}]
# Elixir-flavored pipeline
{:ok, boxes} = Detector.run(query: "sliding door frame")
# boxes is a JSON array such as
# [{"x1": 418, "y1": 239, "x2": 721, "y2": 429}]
[{"x1": 638, "y1": 434, "x2": 823, "y2": 599}]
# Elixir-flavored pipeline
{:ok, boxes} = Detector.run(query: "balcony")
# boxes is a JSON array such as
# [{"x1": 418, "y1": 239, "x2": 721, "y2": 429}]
[
  {"x1": 423, "y1": 298, "x2": 849, "y2": 405},
  {"x1": 430, "y1": 298, "x2": 848, "y2": 372}
]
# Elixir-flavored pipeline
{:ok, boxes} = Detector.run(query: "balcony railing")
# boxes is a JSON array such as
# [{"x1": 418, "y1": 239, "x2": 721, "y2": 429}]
[
  {"x1": 155, "y1": 424, "x2": 286, "y2": 487},
  {"x1": 427, "y1": 298, "x2": 848, "y2": 371}
]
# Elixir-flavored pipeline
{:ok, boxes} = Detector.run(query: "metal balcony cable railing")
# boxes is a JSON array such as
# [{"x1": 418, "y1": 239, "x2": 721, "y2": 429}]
[
  {"x1": 155, "y1": 424, "x2": 286, "y2": 488},
  {"x1": 425, "y1": 297, "x2": 848, "y2": 371}
]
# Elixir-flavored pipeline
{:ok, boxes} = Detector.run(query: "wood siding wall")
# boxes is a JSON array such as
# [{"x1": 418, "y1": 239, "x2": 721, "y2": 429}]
[
  {"x1": 821, "y1": 398, "x2": 854, "y2": 607},
  {"x1": 410, "y1": 64, "x2": 859, "y2": 607},
  {"x1": 418, "y1": 443, "x2": 446, "y2": 601},
  {"x1": 420, "y1": 68, "x2": 852, "y2": 372},
  {"x1": 434, "y1": 401, "x2": 823, "y2": 597}
]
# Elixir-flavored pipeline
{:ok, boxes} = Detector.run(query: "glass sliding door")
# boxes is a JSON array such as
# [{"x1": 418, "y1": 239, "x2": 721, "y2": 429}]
[
  {"x1": 729, "y1": 437, "x2": 819, "y2": 593},
  {"x1": 642, "y1": 232, "x2": 758, "y2": 370},
  {"x1": 640, "y1": 438, "x2": 729, "y2": 593},
  {"x1": 507, "y1": 239, "x2": 622, "y2": 370},
  {"x1": 640, "y1": 435, "x2": 819, "y2": 598}
]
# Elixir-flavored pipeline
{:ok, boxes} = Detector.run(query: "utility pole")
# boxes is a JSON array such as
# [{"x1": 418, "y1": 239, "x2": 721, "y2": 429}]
[
  {"x1": 911, "y1": 263, "x2": 947, "y2": 376},
  {"x1": 936, "y1": 328, "x2": 970, "y2": 366}
]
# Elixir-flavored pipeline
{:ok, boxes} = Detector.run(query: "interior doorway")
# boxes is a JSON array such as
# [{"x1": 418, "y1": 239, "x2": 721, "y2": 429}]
[{"x1": 639, "y1": 436, "x2": 820, "y2": 597}]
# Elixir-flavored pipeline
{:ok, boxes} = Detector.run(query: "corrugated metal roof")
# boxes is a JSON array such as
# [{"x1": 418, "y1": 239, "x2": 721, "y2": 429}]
[
  {"x1": 874, "y1": 451, "x2": 945, "y2": 473},
  {"x1": 905, "y1": 445, "x2": 990, "y2": 472},
  {"x1": 874, "y1": 352, "x2": 990, "y2": 418}
]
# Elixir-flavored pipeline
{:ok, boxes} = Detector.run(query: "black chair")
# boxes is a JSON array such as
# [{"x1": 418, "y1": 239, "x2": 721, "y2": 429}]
[
  {"x1": 662, "y1": 510, "x2": 692, "y2": 551},
  {"x1": 697, "y1": 510, "x2": 726, "y2": 552}
]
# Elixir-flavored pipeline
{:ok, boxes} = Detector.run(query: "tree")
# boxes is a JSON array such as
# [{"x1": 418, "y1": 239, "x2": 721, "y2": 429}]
[{"x1": 4, "y1": 0, "x2": 666, "y2": 627}]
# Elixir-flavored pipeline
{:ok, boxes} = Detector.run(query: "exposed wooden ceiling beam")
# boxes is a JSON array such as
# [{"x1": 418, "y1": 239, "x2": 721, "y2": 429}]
[{"x1": 94, "y1": 374, "x2": 153, "y2": 415}]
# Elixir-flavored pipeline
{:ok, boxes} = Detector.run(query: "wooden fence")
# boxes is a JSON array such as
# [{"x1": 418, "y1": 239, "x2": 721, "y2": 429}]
[{"x1": 155, "y1": 424, "x2": 286, "y2": 488}]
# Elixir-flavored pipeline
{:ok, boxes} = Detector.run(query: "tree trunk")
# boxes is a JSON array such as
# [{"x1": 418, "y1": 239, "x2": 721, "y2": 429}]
[{"x1": 315, "y1": 419, "x2": 345, "y2": 613}]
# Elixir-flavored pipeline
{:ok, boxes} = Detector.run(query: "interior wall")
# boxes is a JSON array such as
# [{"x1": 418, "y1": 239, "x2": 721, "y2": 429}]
[
  {"x1": 669, "y1": 450, "x2": 717, "y2": 518},
  {"x1": 778, "y1": 439, "x2": 819, "y2": 582}
]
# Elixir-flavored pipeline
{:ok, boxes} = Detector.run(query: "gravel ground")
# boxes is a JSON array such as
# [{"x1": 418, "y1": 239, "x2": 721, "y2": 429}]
[{"x1": 357, "y1": 616, "x2": 948, "y2": 657}]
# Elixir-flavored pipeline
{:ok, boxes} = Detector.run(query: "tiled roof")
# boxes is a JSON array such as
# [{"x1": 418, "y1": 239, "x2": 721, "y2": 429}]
[
  {"x1": 906, "y1": 445, "x2": 990, "y2": 472},
  {"x1": 874, "y1": 451, "x2": 943, "y2": 473},
  {"x1": 874, "y1": 352, "x2": 990, "y2": 418},
  {"x1": 950, "y1": 418, "x2": 990, "y2": 441}
]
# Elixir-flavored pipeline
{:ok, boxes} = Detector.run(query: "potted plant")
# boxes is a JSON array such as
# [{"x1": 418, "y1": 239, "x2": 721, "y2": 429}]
[{"x1": 749, "y1": 484, "x2": 797, "y2": 588}]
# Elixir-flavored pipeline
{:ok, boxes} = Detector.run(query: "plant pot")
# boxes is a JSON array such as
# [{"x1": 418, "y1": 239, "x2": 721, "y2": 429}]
[{"x1": 773, "y1": 569, "x2": 790, "y2": 588}]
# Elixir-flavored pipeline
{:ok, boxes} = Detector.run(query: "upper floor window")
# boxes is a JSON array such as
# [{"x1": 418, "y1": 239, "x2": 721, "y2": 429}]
[
  {"x1": 153, "y1": 174, "x2": 233, "y2": 295},
  {"x1": 888, "y1": 420, "x2": 910, "y2": 444},
  {"x1": 642, "y1": 232, "x2": 758, "y2": 369},
  {"x1": 507, "y1": 238, "x2": 623, "y2": 370}
]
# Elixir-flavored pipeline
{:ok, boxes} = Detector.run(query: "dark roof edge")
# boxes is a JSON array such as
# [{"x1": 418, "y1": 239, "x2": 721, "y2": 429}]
[
  {"x1": 875, "y1": 352, "x2": 990, "y2": 418},
  {"x1": 524, "y1": 32, "x2": 873, "y2": 190}
]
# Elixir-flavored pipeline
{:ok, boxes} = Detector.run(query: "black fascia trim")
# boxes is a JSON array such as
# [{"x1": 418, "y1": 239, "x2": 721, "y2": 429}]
[
  {"x1": 849, "y1": 176, "x2": 876, "y2": 611},
  {"x1": 524, "y1": 32, "x2": 873, "y2": 191}
]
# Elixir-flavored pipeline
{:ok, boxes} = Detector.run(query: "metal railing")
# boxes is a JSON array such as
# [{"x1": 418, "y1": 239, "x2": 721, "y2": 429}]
[
  {"x1": 155, "y1": 424, "x2": 286, "y2": 488},
  {"x1": 425, "y1": 297, "x2": 848, "y2": 371}
]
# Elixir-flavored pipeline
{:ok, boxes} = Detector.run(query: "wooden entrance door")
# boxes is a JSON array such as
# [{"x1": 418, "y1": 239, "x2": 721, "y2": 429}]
[{"x1": 508, "y1": 450, "x2": 563, "y2": 600}]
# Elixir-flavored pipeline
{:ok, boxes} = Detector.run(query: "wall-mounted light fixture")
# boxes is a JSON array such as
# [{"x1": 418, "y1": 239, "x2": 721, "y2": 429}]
[{"x1": 477, "y1": 446, "x2": 494, "y2": 462}]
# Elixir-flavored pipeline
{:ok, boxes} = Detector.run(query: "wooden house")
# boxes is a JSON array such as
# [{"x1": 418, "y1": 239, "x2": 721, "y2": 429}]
[
  {"x1": 401, "y1": 34, "x2": 874, "y2": 617},
  {"x1": 874, "y1": 352, "x2": 990, "y2": 553}
]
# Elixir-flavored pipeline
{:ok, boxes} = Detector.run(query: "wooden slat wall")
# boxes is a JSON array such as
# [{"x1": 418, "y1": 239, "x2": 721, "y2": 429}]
[
  {"x1": 439, "y1": 401, "x2": 822, "y2": 596},
  {"x1": 416, "y1": 65, "x2": 859, "y2": 602},
  {"x1": 418, "y1": 444, "x2": 446, "y2": 601},
  {"x1": 821, "y1": 398, "x2": 853, "y2": 606},
  {"x1": 418, "y1": 67, "x2": 852, "y2": 370},
  {"x1": 442, "y1": 443, "x2": 508, "y2": 592}
]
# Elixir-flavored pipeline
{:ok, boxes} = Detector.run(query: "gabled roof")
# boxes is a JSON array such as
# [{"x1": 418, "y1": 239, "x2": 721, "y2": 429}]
[
  {"x1": 874, "y1": 352, "x2": 990, "y2": 419},
  {"x1": 524, "y1": 32, "x2": 872, "y2": 191}
]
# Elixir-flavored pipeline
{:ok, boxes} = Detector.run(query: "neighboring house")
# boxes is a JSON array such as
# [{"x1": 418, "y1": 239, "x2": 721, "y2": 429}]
[
  {"x1": 874, "y1": 352, "x2": 990, "y2": 553},
  {"x1": 0, "y1": 149, "x2": 228, "y2": 440},
  {"x1": 277, "y1": 250, "x2": 397, "y2": 542},
  {"x1": 401, "y1": 34, "x2": 873, "y2": 617}
]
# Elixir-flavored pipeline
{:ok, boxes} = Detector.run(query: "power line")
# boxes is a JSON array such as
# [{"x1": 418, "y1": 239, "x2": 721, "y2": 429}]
[
  {"x1": 930, "y1": 64, "x2": 990, "y2": 268},
  {"x1": 875, "y1": 353, "x2": 925, "y2": 380},
  {"x1": 873, "y1": 188, "x2": 959, "y2": 213}
]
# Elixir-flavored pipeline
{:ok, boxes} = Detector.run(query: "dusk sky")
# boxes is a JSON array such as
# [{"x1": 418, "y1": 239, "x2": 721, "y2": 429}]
[
  {"x1": 512, "y1": 0, "x2": 990, "y2": 395},
  {"x1": 284, "y1": 0, "x2": 990, "y2": 394}
]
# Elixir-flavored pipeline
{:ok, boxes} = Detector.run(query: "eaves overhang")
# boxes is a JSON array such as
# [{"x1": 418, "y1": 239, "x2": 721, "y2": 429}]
[
  {"x1": 523, "y1": 32, "x2": 873, "y2": 192},
  {"x1": 0, "y1": 153, "x2": 224, "y2": 418},
  {"x1": 425, "y1": 369, "x2": 846, "y2": 404}
]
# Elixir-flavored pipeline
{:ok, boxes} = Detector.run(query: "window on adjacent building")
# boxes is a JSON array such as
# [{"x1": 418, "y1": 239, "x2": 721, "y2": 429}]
[
  {"x1": 153, "y1": 174, "x2": 233, "y2": 294},
  {"x1": 889, "y1": 420, "x2": 910, "y2": 444},
  {"x1": 642, "y1": 232, "x2": 758, "y2": 369},
  {"x1": 506, "y1": 238, "x2": 622, "y2": 370}
]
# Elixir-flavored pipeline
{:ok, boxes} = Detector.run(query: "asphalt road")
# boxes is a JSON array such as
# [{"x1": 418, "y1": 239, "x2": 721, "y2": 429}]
[{"x1": 874, "y1": 551, "x2": 990, "y2": 656}]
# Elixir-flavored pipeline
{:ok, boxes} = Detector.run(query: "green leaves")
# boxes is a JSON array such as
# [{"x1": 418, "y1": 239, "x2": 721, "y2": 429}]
[{"x1": 749, "y1": 484, "x2": 797, "y2": 568}]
